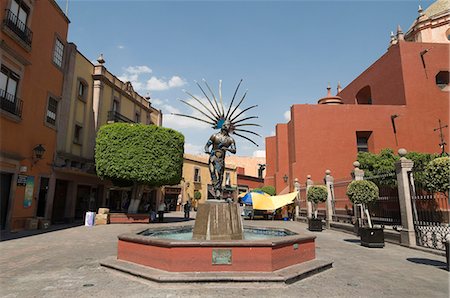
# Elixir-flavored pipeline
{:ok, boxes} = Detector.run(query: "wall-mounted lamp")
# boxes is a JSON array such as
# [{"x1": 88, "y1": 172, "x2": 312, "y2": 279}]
[
  {"x1": 32, "y1": 144, "x2": 45, "y2": 166},
  {"x1": 283, "y1": 174, "x2": 288, "y2": 183}
]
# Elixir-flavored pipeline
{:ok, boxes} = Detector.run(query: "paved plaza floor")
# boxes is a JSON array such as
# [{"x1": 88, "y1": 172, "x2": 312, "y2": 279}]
[{"x1": 0, "y1": 211, "x2": 448, "y2": 298}]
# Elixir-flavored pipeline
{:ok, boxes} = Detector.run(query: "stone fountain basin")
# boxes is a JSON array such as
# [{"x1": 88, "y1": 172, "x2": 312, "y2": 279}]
[{"x1": 117, "y1": 226, "x2": 316, "y2": 272}]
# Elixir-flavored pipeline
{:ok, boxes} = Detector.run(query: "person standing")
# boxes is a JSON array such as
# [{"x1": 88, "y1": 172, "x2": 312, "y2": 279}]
[
  {"x1": 158, "y1": 201, "x2": 166, "y2": 223},
  {"x1": 184, "y1": 200, "x2": 191, "y2": 220}
]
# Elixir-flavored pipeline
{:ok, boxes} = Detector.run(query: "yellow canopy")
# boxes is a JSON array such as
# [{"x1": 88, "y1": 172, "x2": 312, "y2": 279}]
[{"x1": 252, "y1": 191, "x2": 298, "y2": 210}]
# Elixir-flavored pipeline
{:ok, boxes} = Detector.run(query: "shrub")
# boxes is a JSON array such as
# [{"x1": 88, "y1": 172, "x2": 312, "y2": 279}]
[
  {"x1": 346, "y1": 180, "x2": 379, "y2": 205},
  {"x1": 424, "y1": 157, "x2": 449, "y2": 194},
  {"x1": 95, "y1": 123, "x2": 184, "y2": 186},
  {"x1": 194, "y1": 190, "x2": 202, "y2": 200},
  {"x1": 261, "y1": 185, "x2": 276, "y2": 196},
  {"x1": 307, "y1": 186, "x2": 328, "y2": 204}
]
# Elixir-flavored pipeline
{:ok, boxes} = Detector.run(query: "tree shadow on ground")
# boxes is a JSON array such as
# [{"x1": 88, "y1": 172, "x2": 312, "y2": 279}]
[
  {"x1": 151, "y1": 217, "x2": 194, "y2": 224},
  {"x1": 1, "y1": 222, "x2": 83, "y2": 242},
  {"x1": 407, "y1": 258, "x2": 448, "y2": 271},
  {"x1": 343, "y1": 239, "x2": 360, "y2": 243}
]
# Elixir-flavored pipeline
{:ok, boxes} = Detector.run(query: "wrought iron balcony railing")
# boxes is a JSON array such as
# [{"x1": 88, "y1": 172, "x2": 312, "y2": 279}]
[
  {"x1": 3, "y1": 9, "x2": 33, "y2": 47},
  {"x1": 0, "y1": 88, "x2": 23, "y2": 117},
  {"x1": 107, "y1": 110, "x2": 135, "y2": 123}
]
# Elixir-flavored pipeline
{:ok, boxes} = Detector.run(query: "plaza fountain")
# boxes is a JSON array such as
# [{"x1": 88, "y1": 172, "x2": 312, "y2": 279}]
[{"x1": 102, "y1": 80, "x2": 332, "y2": 282}]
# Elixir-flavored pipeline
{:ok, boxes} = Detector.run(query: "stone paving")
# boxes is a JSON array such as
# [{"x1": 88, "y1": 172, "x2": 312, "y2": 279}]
[{"x1": 0, "y1": 211, "x2": 448, "y2": 298}]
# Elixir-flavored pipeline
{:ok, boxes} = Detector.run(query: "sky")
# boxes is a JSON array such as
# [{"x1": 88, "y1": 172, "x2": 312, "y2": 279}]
[{"x1": 57, "y1": 0, "x2": 431, "y2": 157}]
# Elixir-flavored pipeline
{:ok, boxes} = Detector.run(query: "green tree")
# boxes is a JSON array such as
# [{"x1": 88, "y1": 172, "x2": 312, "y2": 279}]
[
  {"x1": 424, "y1": 157, "x2": 449, "y2": 195},
  {"x1": 346, "y1": 180, "x2": 379, "y2": 227},
  {"x1": 307, "y1": 185, "x2": 328, "y2": 219},
  {"x1": 96, "y1": 123, "x2": 184, "y2": 212}
]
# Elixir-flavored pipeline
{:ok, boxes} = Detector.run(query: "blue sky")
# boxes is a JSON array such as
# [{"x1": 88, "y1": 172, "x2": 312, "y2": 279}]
[{"x1": 58, "y1": 0, "x2": 431, "y2": 157}]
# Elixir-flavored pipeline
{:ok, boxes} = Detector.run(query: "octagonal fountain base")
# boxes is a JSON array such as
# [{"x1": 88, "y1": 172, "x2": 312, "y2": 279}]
[{"x1": 101, "y1": 225, "x2": 333, "y2": 283}]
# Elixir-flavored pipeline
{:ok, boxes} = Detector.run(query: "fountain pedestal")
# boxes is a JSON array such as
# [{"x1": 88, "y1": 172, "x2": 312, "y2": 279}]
[{"x1": 193, "y1": 201, "x2": 243, "y2": 240}]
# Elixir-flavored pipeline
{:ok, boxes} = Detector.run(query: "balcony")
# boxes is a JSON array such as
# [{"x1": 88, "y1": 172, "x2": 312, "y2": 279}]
[
  {"x1": 107, "y1": 111, "x2": 134, "y2": 123},
  {"x1": 0, "y1": 88, "x2": 22, "y2": 117},
  {"x1": 3, "y1": 9, "x2": 33, "y2": 48}
]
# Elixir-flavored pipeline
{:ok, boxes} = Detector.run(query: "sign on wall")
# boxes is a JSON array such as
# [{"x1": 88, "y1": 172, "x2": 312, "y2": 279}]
[
  {"x1": 17, "y1": 174, "x2": 28, "y2": 186},
  {"x1": 23, "y1": 176, "x2": 34, "y2": 208}
]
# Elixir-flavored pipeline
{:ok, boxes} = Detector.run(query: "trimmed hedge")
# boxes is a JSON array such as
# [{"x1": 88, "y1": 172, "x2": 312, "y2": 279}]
[
  {"x1": 95, "y1": 123, "x2": 184, "y2": 187},
  {"x1": 346, "y1": 180, "x2": 379, "y2": 205},
  {"x1": 424, "y1": 157, "x2": 449, "y2": 193},
  {"x1": 307, "y1": 186, "x2": 328, "y2": 204}
]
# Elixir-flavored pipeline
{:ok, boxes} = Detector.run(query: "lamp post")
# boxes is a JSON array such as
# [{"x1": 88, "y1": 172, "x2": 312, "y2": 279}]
[{"x1": 31, "y1": 144, "x2": 45, "y2": 168}]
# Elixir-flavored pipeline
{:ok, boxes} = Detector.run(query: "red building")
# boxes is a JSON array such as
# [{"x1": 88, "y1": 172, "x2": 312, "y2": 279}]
[{"x1": 265, "y1": 1, "x2": 449, "y2": 194}]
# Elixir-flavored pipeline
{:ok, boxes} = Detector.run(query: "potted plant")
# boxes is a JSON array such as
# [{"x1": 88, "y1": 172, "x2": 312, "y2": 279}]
[
  {"x1": 307, "y1": 185, "x2": 328, "y2": 231},
  {"x1": 346, "y1": 180, "x2": 383, "y2": 248}
]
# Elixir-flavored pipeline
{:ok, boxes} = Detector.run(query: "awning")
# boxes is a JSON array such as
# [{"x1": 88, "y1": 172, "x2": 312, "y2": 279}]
[{"x1": 252, "y1": 191, "x2": 298, "y2": 210}]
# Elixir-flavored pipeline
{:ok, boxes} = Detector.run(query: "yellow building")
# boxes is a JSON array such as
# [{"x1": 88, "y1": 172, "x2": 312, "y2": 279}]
[
  {"x1": 50, "y1": 45, "x2": 162, "y2": 223},
  {"x1": 172, "y1": 153, "x2": 237, "y2": 210}
]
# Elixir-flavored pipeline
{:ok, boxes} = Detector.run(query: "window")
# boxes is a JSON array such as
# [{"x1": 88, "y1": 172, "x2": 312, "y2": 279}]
[
  {"x1": 74, "y1": 124, "x2": 82, "y2": 144},
  {"x1": 225, "y1": 172, "x2": 231, "y2": 186},
  {"x1": 194, "y1": 168, "x2": 201, "y2": 183},
  {"x1": 112, "y1": 99, "x2": 119, "y2": 112},
  {"x1": 9, "y1": 0, "x2": 29, "y2": 32},
  {"x1": 53, "y1": 38, "x2": 64, "y2": 68},
  {"x1": 356, "y1": 131, "x2": 372, "y2": 152},
  {"x1": 146, "y1": 112, "x2": 153, "y2": 125},
  {"x1": 135, "y1": 112, "x2": 140, "y2": 123},
  {"x1": 77, "y1": 81, "x2": 87, "y2": 101},
  {"x1": 356, "y1": 86, "x2": 372, "y2": 105},
  {"x1": 46, "y1": 97, "x2": 58, "y2": 125},
  {"x1": 0, "y1": 66, "x2": 19, "y2": 102},
  {"x1": 435, "y1": 71, "x2": 449, "y2": 91}
]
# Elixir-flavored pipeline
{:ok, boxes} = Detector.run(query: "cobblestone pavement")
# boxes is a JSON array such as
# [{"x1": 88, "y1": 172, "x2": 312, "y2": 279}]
[{"x1": 1, "y1": 212, "x2": 448, "y2": 298}]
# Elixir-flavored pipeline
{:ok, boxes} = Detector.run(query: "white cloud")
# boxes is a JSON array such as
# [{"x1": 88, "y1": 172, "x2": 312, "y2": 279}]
[
  {"x1": 284, "y1": 110, "x2": 291, "y2": 121},
  {"x1": 163, "y1": 114, "x2": 210, "y2": 130},
  {"x1": 125, "y1": 65, "x2": 152, "y2": 74},
  {"x1": 147, "y1": 76, "x2": 187, "y2": 91},
  {"x1": 117, "y1": 45, "x2": 125, "y2": 49},
  {"x1": 253, "y1": 150, "x2": 266, "y2": 158},
  {"x1": 184, "y1": 143, "x2": 204, "y2": 154},
  {"x1": 270, "y1": 130, "x2": 276, "y2": 136},
  {"x1": 151, "y1": 98, "x2": 164, "y2": 105},
  {"x1": 168, "y1": 76, "x2": 186, "y2": 88}
]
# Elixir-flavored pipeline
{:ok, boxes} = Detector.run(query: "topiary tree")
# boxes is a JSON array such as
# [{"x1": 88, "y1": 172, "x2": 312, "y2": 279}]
[
  {"x1": 261, "y1": 185, "x2": 276, "y2": 196},
  {"x1": 307, "y1": 185, "x2": 328, "y2": 219},
  {"x1": 194, "y1": 190, "x2": 202, "y2": 200},
  {"x1": 96, "y1": 123, "x2": 184, "y2": 212},
  {"x1": 346, "y1": 180, "x2": 379, "y2": 228},
  {"x1": 424, "y1": 157, "x2": 449, "y2": 195}
]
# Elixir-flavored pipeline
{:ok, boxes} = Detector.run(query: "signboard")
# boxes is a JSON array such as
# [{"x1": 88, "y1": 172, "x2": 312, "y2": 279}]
[
  {"x1": 23, "y1": 176, "x2": 34, "y2": 208},
  {"x1": 212, "y1": 249, "x2": 232, "y2": 265},
  {"x1": 165, "y1": 187, "x2": 181, "y2": 195},
  {"x1": 17, "y1": 174, "x2": 28, "y2": 186}
]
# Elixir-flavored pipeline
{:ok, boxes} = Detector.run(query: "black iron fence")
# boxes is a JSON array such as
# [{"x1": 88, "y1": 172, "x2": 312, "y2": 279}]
[
  {"x1": 107, "y1": 111, "x2": 135, "y2": 123},
  {"x1": 410, "y1": 170, "x2": 450, "y2": 250},
  {"x1": 0, "y1": 88, "x2": 22, "y2": 117}
]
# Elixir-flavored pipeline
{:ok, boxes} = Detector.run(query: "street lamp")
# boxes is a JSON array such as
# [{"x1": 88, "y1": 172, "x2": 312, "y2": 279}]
[
  {"x1": 32, "y1": 144, "x2": 45, "y2": 167},
  {"x1": 283, "y1": 174, "x2": 288, "y2": 183}
]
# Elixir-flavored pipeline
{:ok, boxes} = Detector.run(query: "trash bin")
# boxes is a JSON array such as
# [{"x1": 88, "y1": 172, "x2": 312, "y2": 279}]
[{"x1": 85, "y1": 211, "x2": 95, "y2": 226}]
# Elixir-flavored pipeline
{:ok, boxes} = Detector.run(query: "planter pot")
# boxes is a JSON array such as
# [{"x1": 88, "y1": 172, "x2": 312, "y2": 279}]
[
  {"x1": 360, "y1": 227, "x2": 384, "y2": 248},
  {"x1": 308, "y1": 218, "x2": 323, "y2": 232}
]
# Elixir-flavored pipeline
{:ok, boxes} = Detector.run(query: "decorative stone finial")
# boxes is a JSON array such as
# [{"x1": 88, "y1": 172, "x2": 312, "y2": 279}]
[
  {"x1": 398, "y1": 148, "x2": 407, "y2": 157},
  {"x1": 97, "y1": 53, "x2": 105, "y2": 65},
  {"x1": 337, "y1": 82, "x2": 342, "y2": 94},
  {"x1": 353, "y1": 161, "x2": 360, "y2": 168},
  {"x1": 418, "y1": 5, "x2": 423, "y2": 16},
  {"x1": 390, "y1": 31, "x2": 397, "y2": 45},
  {"x1": 396, "y1": 25, "x2": 404, "y2": 41},
  {"x1": 326, "y1": 84, "x2": 331, "y2": 97},
  {"x1": 325, "y1": 169, "x2": 331, "y2": 175}
]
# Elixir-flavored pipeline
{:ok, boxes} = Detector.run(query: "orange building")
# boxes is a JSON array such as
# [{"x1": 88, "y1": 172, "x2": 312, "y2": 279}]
[
  {"x1": 0, "y1": 0, "x2": 69, "y2": 230},
  {"x1": 266, "y1": 1, "x2": 449, "y2": 194}
]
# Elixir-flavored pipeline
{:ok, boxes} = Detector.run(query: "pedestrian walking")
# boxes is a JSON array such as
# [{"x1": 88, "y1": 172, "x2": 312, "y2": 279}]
[
  {"x1": 158, "y1": 201, "x2": 166, "y2": 222},
  {"x1": 184, "y1": 200, "x2": 191, "y2": 220}
]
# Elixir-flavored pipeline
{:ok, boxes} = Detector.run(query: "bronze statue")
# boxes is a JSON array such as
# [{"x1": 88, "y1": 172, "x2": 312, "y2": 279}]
[{"x1": 174, "y1": 79, "x2": 260, "y2": 200}]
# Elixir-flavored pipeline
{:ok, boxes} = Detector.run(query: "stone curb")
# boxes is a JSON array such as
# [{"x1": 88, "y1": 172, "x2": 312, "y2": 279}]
[{"x1": 100, "y1": 257, "x2": 333, "y2": 284}]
